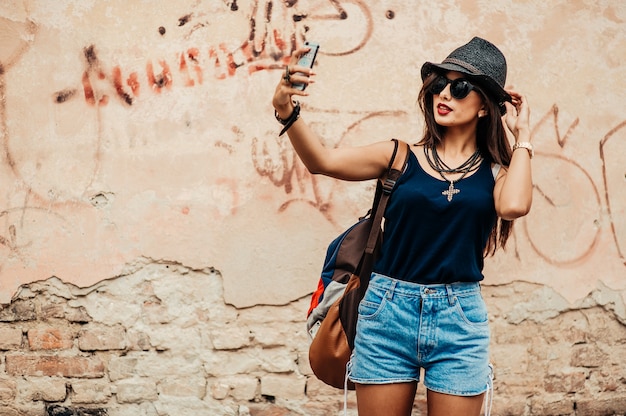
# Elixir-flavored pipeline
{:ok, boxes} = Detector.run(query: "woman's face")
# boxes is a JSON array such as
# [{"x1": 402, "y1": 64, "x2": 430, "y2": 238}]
[{"x1": 431, "y1": 71, "x2": 485, "y2": 129}]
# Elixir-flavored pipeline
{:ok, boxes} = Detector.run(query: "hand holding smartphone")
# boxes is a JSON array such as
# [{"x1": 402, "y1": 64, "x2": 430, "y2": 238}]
[{"x1": 291, "y1": 41, "x2": 320, "y2": 91}]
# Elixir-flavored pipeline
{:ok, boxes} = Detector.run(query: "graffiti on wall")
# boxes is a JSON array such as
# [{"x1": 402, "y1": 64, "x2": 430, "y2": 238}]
[
  {"x1": 523, "y1": 105, "x2": 624, "y2": 267},
  {"x1": 0, "y1": 0, "x2": 624, "y2": 305}
]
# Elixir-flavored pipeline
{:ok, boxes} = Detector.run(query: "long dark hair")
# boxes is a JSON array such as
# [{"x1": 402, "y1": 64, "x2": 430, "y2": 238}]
[{"x1": 417, "y1": 72, "x2": 513, "y2": 256}]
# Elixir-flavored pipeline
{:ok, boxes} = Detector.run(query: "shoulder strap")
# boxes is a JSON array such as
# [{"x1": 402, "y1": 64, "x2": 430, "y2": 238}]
[
  {"x1": 366, "y1": 139, "x2": 408, "y2": 254},
  {"x1": 353, "y1": 139, "x2": 408, "y2": 294},
  {"x1": 386, "y1": 138, "x2": 400, "y2": 172}
]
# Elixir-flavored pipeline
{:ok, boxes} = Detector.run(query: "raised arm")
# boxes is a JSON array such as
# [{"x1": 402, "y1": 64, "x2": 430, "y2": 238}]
[
  {"x1": 272, "y1": 47, "x2": 396, "y2": 181},
  {"x1": 493, "y1": 91, "x2": 533, "y2": 220}
]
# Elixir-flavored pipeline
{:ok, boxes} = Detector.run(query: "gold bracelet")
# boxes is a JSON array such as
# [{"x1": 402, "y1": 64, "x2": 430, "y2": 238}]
[{"x1": 512, "y1": 141, "x2": 533, "y2": 159}]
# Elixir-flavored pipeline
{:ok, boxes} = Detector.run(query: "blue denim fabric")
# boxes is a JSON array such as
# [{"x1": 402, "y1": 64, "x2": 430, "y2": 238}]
[{"x1": 349, "y1": 273, "x2": 491, "y2": 396}]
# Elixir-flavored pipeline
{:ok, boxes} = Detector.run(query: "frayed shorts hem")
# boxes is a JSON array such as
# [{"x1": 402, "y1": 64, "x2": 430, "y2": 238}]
[
  {"x1": 424, "y1": 383, "x2": 489, "y2": 397},
  {"x1": 348, "y1": 377, "x2": 419, "y2": 385}
]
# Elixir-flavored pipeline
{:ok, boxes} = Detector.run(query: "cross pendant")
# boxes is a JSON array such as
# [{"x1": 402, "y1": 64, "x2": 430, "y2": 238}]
[{"x1": 442, "y1": 181, "x2": 460, "y2": 202}]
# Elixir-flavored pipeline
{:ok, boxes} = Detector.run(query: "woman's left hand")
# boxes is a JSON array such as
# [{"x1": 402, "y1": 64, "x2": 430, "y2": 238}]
[{"x1": 503, "y1": 90, "x2": 531, "y2": 141}]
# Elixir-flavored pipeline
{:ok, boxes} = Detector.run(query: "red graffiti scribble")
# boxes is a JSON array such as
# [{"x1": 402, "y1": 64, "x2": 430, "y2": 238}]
[
  {"x1": 179, "y1": 53, "x2": 194, "y2": 87},
  {"x1": 146, "y1": 60, "x2": 173, "y2": 92},
  {"x1": 112, "y1": 67, "x2": 134, "y2": 105},
  {"x1": 127, "y1": 72, "x2": 140, "y2": 96},
  {"x1": 517, "y1": 104, "x2": 623, "y2": 267},
  {"x1": 81, "y1": 46, "x2": 114, "y2": 107},
  {"x1": 273, "y1": 29, "x2": 288, "y2": 52},
  {"x1": 208, "y1": 45, "x2": 234, "y2": 80},
  {"x1": 600, "y1": 120, "x2": 626, "y2": 265},
  {"x1": 56, "y1": 1, "x2": 379, "y2": 107},
  {"x1": 187, "y1": 48, "x2": 203, "y2": 85},
  {"x1": 522, "y1": 152, "x2": 602, "y2": 266},
  {"x1": 179, "y1": 48, "x2": 203, "y2": 87},
  {"x1": 252, "y1": 110, "x2": 406, "y2": 226},
  {"x1": 539, "y1": 104, "x2": 580, "y2": 148},
  {"x1": 81, "y1": 71, "x2": 96, "y2": 106}
]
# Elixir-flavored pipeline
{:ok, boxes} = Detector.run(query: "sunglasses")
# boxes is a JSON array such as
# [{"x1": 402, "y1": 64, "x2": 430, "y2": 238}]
[{"x1": 429, "y1": 74, "x2": 477, "y2": 100}]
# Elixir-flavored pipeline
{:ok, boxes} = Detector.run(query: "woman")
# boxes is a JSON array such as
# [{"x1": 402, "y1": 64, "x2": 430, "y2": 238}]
[{"x1": 272, "y1": 37, "x2": 532, "y2": 416}]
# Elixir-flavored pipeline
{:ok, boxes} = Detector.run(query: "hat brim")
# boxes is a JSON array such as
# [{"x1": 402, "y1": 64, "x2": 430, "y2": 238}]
[{"x1": 421, "y1": 61, "x2": 512, "y2": 107}]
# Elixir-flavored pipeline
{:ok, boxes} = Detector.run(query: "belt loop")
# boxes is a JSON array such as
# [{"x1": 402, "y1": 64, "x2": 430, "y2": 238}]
[
  {"x1": 445, "y1": 285, "x2": 455, "y2": 306},
  {"x1": 386, "y1": 280, "x2": 397, "y2": 300}
]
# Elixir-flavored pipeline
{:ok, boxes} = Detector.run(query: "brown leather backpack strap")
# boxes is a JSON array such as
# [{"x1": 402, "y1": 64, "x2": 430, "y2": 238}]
[
  {"x1": 364, "y1": 139, "x2": 409, "y2": 256},
  {"x1": 389, "y1": 139, "x2": 410, "y2": 175},
  {"x1": 386, "y1": 138, "x2": 400, "y2": 172},
  {"x1": 380, "y1": 139, "x2": 409, "y2": 193}
]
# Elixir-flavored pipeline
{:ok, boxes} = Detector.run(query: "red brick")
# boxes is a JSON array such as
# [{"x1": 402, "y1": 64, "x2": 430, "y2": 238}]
[
  {"x1": 28, "y1": 328, "x2": 74, "y2": 350},
  {"x1": 5, "y1": 354, "x2": 104, "y2": 378}
]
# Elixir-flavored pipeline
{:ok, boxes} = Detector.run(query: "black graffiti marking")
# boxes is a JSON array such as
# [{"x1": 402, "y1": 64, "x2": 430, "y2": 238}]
[
  {"x1": 53, "y1": 89, "x2": 76, "y2": 103},
  {"x1": 83, "y1": 45, "x2": 98, "y2": 67},
  {"x1": 265, "y1": 1, "x2": 273, "y2": 23},
  {"x1": 226, "y1": 0, "x2": 240, "y2": 12},
  {"x1": 178, "y1": 14, "x2": 192, "y2": 27},
  {"x1": 301, "y1": 0, "x2": 373, "y2": 56},
  {"x1": 0, "y1": 206, "x2": 68, "y2": 262}
]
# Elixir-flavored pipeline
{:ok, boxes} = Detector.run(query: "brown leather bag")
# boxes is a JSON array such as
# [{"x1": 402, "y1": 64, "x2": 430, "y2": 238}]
[{"x1": 307, "y1": 139, "x2": 408, "y2": 389}]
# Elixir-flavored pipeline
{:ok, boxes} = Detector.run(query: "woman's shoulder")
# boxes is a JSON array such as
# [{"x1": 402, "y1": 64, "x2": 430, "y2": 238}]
[{"x1": 388, "y1": 139, "x2": 415, "y2": 172}]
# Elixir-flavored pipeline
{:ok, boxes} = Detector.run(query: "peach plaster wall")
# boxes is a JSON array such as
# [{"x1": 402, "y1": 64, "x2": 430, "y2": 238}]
[{"x1": 0, "y1": 1, "x2": 624, "y2": 312}]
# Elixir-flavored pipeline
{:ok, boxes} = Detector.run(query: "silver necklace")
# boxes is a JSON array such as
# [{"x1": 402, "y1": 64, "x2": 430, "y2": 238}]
[{"x1": 424, "y1": 145, "x2": 483, "y2": 202}]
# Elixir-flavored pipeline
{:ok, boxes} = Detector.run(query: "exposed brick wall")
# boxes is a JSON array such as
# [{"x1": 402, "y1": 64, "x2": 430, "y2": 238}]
[{"x1": 0, "y1": 263, "x2": 625, "y2": 415}]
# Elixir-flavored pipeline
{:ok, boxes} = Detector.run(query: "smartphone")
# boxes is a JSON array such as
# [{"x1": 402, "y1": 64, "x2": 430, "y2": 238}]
[{"x1": 292, "y1": 41, "x2": 320, "y2": 91}]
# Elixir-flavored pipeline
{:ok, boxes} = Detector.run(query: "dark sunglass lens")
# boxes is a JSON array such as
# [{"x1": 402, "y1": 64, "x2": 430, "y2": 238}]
[
  {"x1": 450, "y1": 79, "x2": 472, "y2": 99},
  {"x1": 430, "y1": 76, "x2": 448, "y2": 94}
]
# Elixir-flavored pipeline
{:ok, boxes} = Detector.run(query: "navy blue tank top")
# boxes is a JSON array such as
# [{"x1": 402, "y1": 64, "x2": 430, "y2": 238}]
[{"x1": 373, "y1": 149, "x2": 497, "y2": 284}]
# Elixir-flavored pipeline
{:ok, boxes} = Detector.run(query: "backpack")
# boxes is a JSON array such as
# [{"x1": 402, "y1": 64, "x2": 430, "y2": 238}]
[{"x1": 306, "y1": 138, "x2": 409, "y2": 389}]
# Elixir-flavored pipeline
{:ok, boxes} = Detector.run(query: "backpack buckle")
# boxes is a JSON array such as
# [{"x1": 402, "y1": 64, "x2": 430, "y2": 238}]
[{"x1": 382, "y1": 177, "x2": 396, "y2": 194}]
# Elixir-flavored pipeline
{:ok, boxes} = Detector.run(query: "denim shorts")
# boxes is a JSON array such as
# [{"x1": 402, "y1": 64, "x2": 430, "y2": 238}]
[{"x1": 348, "y1": 273, "x2": 491, "y2": 396}]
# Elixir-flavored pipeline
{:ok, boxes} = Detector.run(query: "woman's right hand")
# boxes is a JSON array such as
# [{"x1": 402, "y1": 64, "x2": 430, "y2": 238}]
[
  {"x1": 272, "y1": 47, "x2": 316, "y2": 119},
  {"x1": 503, "y1": 90, "x2": 531, "y2": 142}
]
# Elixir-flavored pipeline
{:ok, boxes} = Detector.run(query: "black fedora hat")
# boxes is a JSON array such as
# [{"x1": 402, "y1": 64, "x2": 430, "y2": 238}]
[{"x1": 421, "y1": 37, "x2": 512, "y2": 111}]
